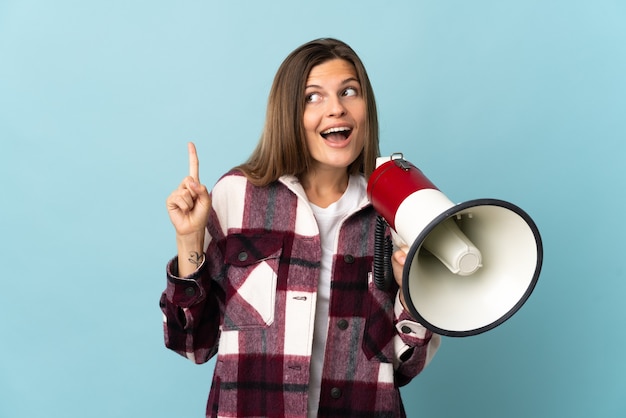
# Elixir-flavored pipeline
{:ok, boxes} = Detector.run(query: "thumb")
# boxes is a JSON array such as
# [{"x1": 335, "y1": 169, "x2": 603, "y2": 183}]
[{"x1": 392, "y1": 246, "x2": 410, "y2": 287}]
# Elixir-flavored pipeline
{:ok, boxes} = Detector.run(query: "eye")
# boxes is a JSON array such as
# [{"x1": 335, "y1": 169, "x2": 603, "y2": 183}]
[
  {"x1": 342, "y1": 86, "x2": 359, "y2": 97},
  {"x1": 305, "y1": 92, "x2": 322, "y2": 103}
]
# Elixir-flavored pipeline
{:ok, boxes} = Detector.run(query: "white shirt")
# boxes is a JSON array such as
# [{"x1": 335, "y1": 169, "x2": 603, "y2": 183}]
[{"x1": 307, "y1": 176, "x2": 365, "y2": 417}]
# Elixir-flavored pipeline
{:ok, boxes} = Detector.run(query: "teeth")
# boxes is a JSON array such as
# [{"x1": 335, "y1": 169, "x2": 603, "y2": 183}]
[{"x1": 322, "y1": 127, "x2": 351, "y2": 134}]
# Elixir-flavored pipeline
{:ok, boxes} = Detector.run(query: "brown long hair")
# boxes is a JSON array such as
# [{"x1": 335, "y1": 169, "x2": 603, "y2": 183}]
[{"x1": 237, "y1": 38, "x2": 380, "y2": 186}]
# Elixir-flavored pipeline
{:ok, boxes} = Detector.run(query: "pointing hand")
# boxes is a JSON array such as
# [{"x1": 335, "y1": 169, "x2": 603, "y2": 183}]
[{"x1": 166, "y1": 142, "x2": 212, "y2": 241}]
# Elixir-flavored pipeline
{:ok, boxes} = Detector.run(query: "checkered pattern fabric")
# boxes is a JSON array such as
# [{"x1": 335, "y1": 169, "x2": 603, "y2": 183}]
[{"x1": 160, "y1": 171, "x2": 439, "y2": 417}]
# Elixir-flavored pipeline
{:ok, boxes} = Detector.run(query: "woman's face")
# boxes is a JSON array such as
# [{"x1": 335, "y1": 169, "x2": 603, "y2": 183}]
[{"x1": 303, "y1": 58, "x2": 367, "y2": 175}]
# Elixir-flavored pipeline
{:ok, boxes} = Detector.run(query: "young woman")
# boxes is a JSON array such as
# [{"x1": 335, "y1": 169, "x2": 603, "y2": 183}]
[{"x1": 162, "y1": 38, "x2": 440, "y2": 418}]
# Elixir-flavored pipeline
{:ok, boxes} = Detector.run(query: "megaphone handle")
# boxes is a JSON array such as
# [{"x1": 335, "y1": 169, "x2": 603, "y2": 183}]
[{"x1": 374, "y1": 216, "x2": 394, "y2": 291}]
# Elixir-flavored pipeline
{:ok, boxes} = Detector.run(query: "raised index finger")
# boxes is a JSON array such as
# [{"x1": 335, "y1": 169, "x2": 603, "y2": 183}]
[{"x1": 188, "y1": 142, "x2": 200, "y2": 181}]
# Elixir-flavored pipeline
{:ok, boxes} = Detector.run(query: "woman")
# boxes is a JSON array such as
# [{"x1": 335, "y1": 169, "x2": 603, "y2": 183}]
[{"x1": 162, "y1": 38, "x2": 440, "y2": 418}]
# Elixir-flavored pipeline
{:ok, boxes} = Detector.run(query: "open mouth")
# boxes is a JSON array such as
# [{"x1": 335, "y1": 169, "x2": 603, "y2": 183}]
[{"x1": 321, "y1": 126, "x2": 352, "y2": 142}]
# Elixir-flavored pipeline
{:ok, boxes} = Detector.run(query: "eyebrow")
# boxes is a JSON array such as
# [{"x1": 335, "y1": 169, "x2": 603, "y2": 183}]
[{"x1": 305, "y1": 77, "x2": 360, "y2": 90}]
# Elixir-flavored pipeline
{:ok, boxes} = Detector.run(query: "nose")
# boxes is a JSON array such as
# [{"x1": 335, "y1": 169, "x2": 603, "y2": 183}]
[{"x1": 327, "y1": 95, "x2": 346, "y2": 117}]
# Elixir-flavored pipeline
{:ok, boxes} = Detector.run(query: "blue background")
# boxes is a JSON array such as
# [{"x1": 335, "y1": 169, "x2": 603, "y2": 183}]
[{"x1": 1, "y1": 1, "x2": 625, "y2": 417}]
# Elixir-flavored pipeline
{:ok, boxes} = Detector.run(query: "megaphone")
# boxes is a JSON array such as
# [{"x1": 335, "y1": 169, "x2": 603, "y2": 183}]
[{"x1": 367, "y1": 153, "x2": 543, "y2": 337}]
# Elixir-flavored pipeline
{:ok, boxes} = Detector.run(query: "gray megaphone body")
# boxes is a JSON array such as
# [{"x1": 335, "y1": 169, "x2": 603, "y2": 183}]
[{"x1": 367, "y1": 153, "x2": 543, "y2": 337}]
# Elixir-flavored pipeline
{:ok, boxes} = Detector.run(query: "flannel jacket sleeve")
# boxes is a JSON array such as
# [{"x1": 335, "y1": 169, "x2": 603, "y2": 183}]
[
  {"x1": 159, "y1": 194, "x2": 227, "y2": 364},
  {"x1": 392, "y1": 292, "x2": 441, "y2": 385}
]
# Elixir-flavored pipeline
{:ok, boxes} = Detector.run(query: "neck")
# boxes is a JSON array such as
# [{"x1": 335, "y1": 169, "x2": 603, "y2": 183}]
[{"x1": 300, "y1": 170, "x2": 349, "y2": 208}]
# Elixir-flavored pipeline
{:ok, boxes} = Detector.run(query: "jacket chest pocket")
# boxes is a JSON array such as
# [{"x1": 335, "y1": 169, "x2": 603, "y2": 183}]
[{"x1": 222, "y1": 233, "x2": 283, "y2": 330}]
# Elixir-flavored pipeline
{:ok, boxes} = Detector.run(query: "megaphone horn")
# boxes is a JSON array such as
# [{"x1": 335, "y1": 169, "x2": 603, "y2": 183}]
[{"x1": 367, "y1": 153, "x2": 543, "y2": 337}]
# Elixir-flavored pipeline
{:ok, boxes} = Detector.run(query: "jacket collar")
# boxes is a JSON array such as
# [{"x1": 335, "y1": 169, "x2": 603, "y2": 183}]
[{"x1": 278, "y1": 174, "x2": 372, "y2": 211}]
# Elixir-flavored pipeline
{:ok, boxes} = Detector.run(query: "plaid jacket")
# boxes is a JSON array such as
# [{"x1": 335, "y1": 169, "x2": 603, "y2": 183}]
[{"x1": 160, "y1": 171, "x2": 440, "y2": 418}]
